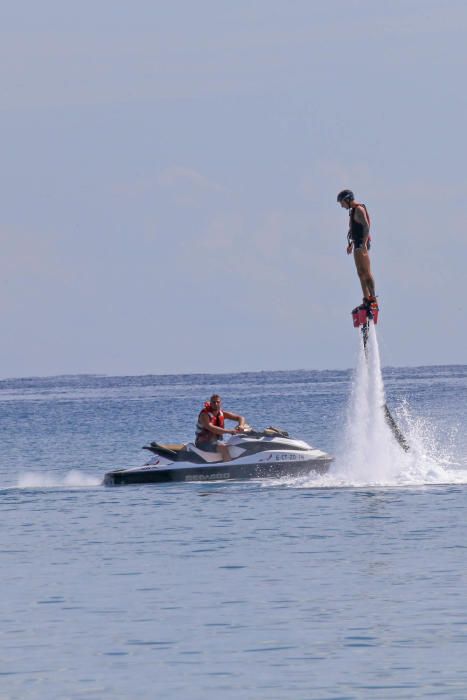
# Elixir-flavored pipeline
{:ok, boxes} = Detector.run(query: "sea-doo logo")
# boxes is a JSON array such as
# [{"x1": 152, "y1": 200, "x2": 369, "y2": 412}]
[{"x1": 184, "y1": 472, "x2": 230, "y2": 481}]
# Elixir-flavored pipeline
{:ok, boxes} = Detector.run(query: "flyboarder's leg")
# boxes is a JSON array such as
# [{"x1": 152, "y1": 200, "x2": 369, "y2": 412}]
[{"x1": 354, "y1": 248, "x2": 376, "y2": 300}]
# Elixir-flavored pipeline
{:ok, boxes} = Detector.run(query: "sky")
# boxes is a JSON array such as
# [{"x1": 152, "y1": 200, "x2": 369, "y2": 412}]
[{"x1": 1, "y1": 0, "x2": 466, "y2": 377}]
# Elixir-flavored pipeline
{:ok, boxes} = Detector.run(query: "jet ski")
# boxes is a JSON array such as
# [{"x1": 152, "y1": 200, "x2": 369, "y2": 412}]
[{"x1": 103, "y1": 427, "x2": 333, "y2": 486}]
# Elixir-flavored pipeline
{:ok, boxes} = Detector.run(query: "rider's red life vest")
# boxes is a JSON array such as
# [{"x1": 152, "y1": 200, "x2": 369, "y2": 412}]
[{"x1": 195, "y1": 402, "x2": 225, "y2": 444}]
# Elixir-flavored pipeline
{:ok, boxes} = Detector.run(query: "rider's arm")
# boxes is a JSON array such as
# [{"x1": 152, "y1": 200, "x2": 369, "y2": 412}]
[
  {"x1": 199, "y1": 412, "x2": 236, "y2": 436},
  {"x1": 223, "y1": 410, "x2": 246, "y2": 430}
]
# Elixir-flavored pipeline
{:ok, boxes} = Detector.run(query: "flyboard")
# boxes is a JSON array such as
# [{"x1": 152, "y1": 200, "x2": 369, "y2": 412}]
[{"x1": 351, "y1": 300, "x2": 410, "y2": 452}]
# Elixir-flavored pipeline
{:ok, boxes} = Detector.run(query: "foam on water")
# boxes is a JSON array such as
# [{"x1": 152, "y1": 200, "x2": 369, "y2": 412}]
[
  {"x1": 16, "y1": 470, "x2": 102, "y2": 489},
  {"x1": 290, "y1": 323, "x2": 467, "y2": 489}
]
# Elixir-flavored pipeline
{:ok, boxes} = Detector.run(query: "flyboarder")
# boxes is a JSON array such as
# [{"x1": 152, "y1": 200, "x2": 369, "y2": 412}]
[
  {"x1": 337, "y1": 190, "x2": 409, "y2": 452},
  {"x1": 337, "y1": 189, "x2": 379, "y2": 323}
]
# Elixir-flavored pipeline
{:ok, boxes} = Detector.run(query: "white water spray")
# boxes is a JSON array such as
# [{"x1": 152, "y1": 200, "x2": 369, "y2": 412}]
[
  {"x1": 16, "y1": 470, "x2": 102, "y2": 489},
  {"x1": 337, "y1": 323, "x2": 403, "y2": 482},
  {"x1": 286, "y1": 323, "x2": 467, "y2": 489}
]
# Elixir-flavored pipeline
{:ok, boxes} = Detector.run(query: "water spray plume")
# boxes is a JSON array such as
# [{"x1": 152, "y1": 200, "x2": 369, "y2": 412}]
[{"x1": 290, "y1": 323, "x2": 467, "y2": 489}]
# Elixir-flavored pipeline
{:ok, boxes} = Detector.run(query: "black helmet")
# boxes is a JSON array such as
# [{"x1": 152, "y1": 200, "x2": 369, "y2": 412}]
[{"x1": 337, "y1": 189, "x2": 354, "y2": 203}]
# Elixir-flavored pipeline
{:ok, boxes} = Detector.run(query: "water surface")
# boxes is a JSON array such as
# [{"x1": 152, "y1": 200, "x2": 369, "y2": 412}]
[{"x1": 1, "y1": 366, "x2": 467, "y2": 699}]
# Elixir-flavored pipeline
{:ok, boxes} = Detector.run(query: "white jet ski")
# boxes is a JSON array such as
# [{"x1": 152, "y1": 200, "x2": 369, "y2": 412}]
[{"x1": 103, "y1": 427, "x2": 332, "y2": 486}]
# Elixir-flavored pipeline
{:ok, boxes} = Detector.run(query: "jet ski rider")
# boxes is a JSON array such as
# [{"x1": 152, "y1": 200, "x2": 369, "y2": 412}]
[
  {"x1": 337, "y1": 189, "x2": 378, "y2": 315},
  {"x1": 195, "y1": 394, "x2": 246, "y2": 462}
]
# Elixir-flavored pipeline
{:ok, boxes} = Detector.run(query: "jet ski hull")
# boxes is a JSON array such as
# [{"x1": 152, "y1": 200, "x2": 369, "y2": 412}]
[{"x1": 104, "y1": 455, "x2": 331, "y2": 486}]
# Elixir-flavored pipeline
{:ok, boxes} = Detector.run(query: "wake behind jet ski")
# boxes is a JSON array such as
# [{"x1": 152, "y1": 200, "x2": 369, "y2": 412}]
[{"x1": 103, "y1": 427, "x2": 333, "y2": 486}]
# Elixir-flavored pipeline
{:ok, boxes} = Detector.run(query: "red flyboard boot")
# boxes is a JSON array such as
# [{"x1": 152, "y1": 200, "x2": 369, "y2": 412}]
[
  {"x1": 368, "y1": 296, "x2": 379, "y2": 325},
  {"x1": 352, "y1": 307, "x2": 361, "y2": 327},
  {"x1": 357, "y1": 300, "x2": 368, "y2": 326}
]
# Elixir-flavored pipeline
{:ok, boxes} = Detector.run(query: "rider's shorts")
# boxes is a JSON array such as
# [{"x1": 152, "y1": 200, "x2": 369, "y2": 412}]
[{"x1": 195, "y1": 440, "x2": 221, "y2": 453}]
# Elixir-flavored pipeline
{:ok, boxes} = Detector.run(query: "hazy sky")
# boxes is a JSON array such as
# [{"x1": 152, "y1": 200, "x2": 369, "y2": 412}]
[{"x1": 1, "y1": 0, "x2": 466, "y2": 377}]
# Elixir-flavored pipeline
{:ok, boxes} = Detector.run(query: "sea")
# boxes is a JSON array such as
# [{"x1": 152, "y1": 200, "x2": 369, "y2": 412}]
[{"x1": 2, "y1": 333, "x2": 467, "y2": 700}]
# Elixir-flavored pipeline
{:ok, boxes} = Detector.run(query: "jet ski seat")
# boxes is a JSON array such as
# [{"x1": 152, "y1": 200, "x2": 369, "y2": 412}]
[{"x1": 143, "y1": 442, "x2": 186, "y2": 458}]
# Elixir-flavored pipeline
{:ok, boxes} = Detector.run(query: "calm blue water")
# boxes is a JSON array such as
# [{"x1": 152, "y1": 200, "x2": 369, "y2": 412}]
[{"x1": 2, "y1": 365, "x2": 467, "y2": 699}]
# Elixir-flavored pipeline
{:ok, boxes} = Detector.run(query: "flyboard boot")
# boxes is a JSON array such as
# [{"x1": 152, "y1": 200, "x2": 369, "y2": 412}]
[
  {"x1": 351, "y1": 297, "x2": 379, "y2": 326},
  {"x1": 351, "y1": 297, "x2": 379, "y2": 349},
  {"x1": 367, "y1": 296, "x2": 379, "y2": 324}
]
